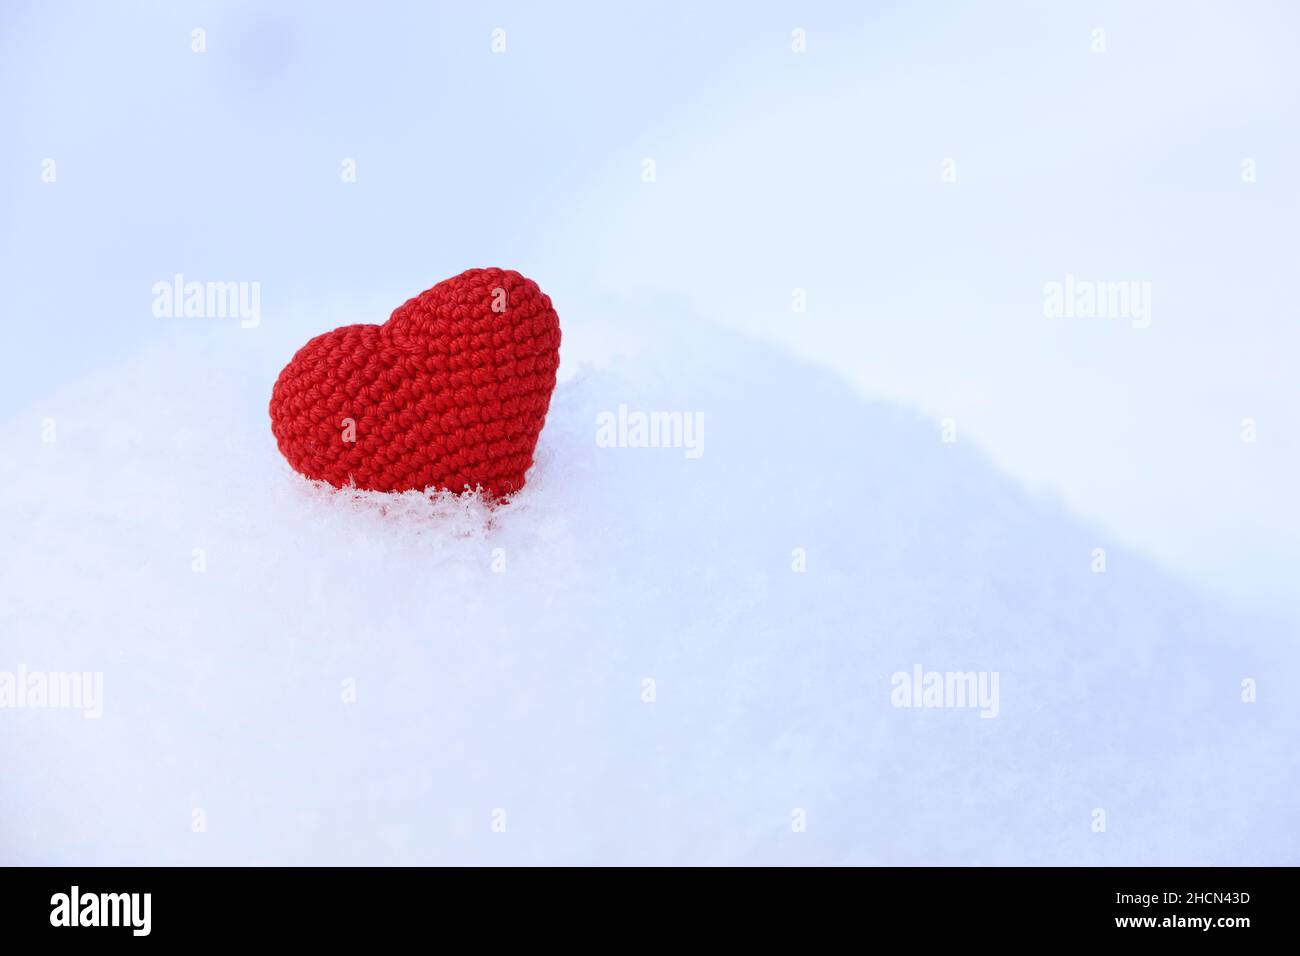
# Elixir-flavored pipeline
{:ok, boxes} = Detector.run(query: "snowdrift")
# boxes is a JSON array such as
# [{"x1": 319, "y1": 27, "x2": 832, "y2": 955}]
[{"x1": 1, "y1": 305, "x2": 1295, "y2": 864}]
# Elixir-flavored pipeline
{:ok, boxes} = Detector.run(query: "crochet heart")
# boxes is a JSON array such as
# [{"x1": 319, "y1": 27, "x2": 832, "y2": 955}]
[{"x1": 269, "y1": 268, "x2": 561, "y2": 497}]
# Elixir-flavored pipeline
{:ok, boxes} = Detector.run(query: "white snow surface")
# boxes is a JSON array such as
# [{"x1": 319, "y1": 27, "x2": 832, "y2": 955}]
[{"x1": 1, "y1": 304, "x2": 1296, "y2": 865}]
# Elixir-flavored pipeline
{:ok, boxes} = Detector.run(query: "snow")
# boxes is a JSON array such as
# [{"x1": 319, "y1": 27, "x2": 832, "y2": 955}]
[{"x1": 2, "y1": 303, "x2": 1295, "y2": 864}]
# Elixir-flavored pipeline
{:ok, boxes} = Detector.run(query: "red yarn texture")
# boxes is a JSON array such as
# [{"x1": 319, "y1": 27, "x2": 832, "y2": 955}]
[{"x1": 269, "y1": 268, "x2": 561, "y2": 497}]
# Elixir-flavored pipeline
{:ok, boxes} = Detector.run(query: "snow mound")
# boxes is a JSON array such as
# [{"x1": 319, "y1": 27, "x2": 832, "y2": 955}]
[{"x1": 1, "y1": 307, "x2": 1296, "y2": 864}]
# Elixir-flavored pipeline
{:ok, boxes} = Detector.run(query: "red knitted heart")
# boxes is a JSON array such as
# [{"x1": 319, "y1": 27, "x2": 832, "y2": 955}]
[{"x1": 269, "y1": 268, "x2": 561, "y2": 497}]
